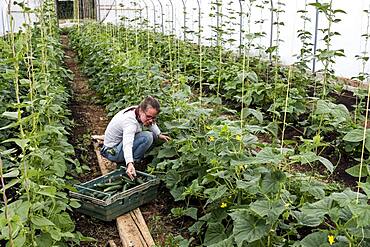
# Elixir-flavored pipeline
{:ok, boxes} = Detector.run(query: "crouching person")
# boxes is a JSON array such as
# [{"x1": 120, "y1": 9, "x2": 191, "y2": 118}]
[{"x1": 101, "y1": 96, "x2": 171, "y2": 180}]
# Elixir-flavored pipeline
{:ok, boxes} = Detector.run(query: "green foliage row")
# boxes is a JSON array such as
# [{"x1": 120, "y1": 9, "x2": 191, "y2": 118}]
[
  {"x1": 0, "y1": 2, "x2": 91, "y2": 246},
  {"x1": 69, "y1": 22, "x2": 370, "y2": 246}
]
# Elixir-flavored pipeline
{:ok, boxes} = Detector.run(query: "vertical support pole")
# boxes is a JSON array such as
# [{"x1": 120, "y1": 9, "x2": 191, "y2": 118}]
[
  {"x1": 97, "y1": 0, "x2": 100, "y2": 21},
  {"x1": 238, "y1": 0, "x2": 243, "y2": 56},
  {"x1": 196, "y1": 0, "x2": 201, "y2": 46},
  {"x1": 269, "y1": 0, "x2": 274, "y2": 62},
  {"x1": 167, "y1": 0, "x2": 174, "y2": 33},
  {"x1": 216, "y1": 0, "x2": 221, "y2": 46},
  {"x1": 181, "y1": 0, "x2": 186, "y2": 40},
  {"x1": 156, "y1": 0, "x2": 164, "y2": 33},
  {"x1": 312, "y1": 0, "x2": 319, "y2": 73},
  {"x1": 148, "y1": 0, "x2": 156, "y2": 32}
]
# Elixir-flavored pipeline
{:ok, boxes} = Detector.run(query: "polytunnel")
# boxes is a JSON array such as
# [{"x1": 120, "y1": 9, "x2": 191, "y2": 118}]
[{"x1": 2, "y1": 0, "x2": 370, "y2": 246}]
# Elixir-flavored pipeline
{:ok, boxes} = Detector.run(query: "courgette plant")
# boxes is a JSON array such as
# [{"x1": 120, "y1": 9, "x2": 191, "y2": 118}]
[
  {"x1": 1, "y1": 1, "x2": 91, "y2": 245},
  {"x1": 69, "y1": 16, "x2": 370, "y2": 245}
]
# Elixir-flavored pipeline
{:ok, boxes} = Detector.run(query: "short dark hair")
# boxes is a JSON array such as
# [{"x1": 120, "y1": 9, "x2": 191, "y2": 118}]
[{"x1": 139, "y1": 96, "x2": 160, "y2": 113}]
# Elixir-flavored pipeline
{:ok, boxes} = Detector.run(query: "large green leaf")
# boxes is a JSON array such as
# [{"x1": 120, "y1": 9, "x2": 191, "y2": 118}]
[
  {"x1": 1, "y1": 111, "x2": 19, "y2": 119},
  {"x1": 348, "y1": 204, "x2": 370, "y2": 227},
  {"x1": 170, "y1": 186, "x2": 185, "y2": 201},
  {"x1": 245, "y1": 71, "x2": 259, "y2": 84},
  {"x1": 31, "y1": 215, "x2": 55, "y2": 227},
  {"x1": 241, "y1": 108, "x2": 263, "y2": 123},
  {"x1": 229, "y1": 210, "x2": 269, "y2": 246},
  {"x1": 301, "y1": 197, "x2": 332, "y2": 217},
  {"x1": 300, "y1": 232, "x2": 328, "y2": 247},
  {"x1": 242, "y1": 134, "x2": 259, "y2": 145},
  {"x1": 51, "y1": 212, "x2": 75, "y2": 232},
  {"x1": 188, "y1": 221, "x2": 205, "y2": 235},
  {"x1": 35, "y1": 232, "x2": 53, "y2": 246},
  {"x1": 236, "y1": 177, "x2": 259, "y2": 194},
  {"x1": 2, "y1": 138, "x2": 29, "y2": 150},
  {"x1": 199, "y1": 209, "x2": 228, "y2": 224},
  {"x1": 204, "y1": 223, "x2": 228, "y2": 246},
  {"x1": 165, "y1": 170, "x2": 182, "y2": 188},
  {"x1": 4, "y1": 178, "x2": 19, "y2": 190},
  {"x1": 52, "y1": 152, "x2": 67, "y2": 177},
  {"x1": 343, "y1": 129, "x2": 365, "y2": 142},
  {"x1": 2, "y1": 169, "x2": 19, "y2": 178},
  {"x1": 291, "y1": 211, "x2": 323, "y2": 227},
  {"x1": 260, "y1": 171, "x2": 286, "y2": 194},
  {"x1": 317, "y1": 156, "x2": 334, "y2": 173},
  {"x1": 15, "y1": 201, "x2": 30, "y2": 222},
  {"x1": 250, "y1": 199, "x2": 285, "y2": 224},
  {"x1": 249, "y1": 200, "x2": 271, "y2": 217},
  {"x1": 13, "y1": 230, "x2": 26, "y2": 247},
  {"x1": 290, "y1": 151, "x2": 318, "y2": 164},
  {"x1": 204, "y1": 185, "x2": 228, "y2": 204},
  {"x1": 244, "y1": 148, "x2": 283, "y2": 165},
  {"x1": 184, "y1": 207, "x2": 198, "y2": 220},
  {"x1": 157, "y1": 147, "x2": 177, "y2": 158},
  {"x1": 290, "y1": 152, "x2": 333, "y2": 172},
  {"x1": 331, "y1": 189, "x2": 367, "y2": 207},
  {"x1": 37, "y1": 185, "x2": 57, "y2": 198},
  {"x1": 49, "y1": 228, "x2": 62, "y2": 241},
  {"x1": 345, "y1": 164, "x2": 369, "y2": 178},
  {"x1": 300, "y1": 181, "x2": 326, "y2": 199},
  {"x1": 208, "y1": 236, "x2": 234, "y2": 247},
  {"x1": 358, "y1": 181, "x2": 370, "y2": 199}
]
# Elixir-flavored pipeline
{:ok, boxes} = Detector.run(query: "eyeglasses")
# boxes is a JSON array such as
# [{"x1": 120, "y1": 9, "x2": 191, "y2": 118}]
[{"x1": 144, "y1": 112, "x2": 156, "y2": 120}]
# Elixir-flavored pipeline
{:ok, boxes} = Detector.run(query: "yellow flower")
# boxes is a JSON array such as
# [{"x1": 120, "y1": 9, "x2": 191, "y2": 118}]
[
  {"x1": 205, "y1": 125, "x2": 212, "y2": 130},
  {"x1": 235, "y1": 135, "x2": 241, "y2": 141},
  {"x1": 209, "y1": 136, "x2": 215, "y2": 142},
  {"x1": 220, "y1": 202, "x2": 227, "y2": 208},
  {"x1": 328, "y1": 235, "x2": 335, "y2": 245}
]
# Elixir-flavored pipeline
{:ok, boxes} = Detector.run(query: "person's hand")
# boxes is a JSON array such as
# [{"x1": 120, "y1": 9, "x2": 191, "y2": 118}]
[
  {"x1": 126, "y1": 162, "x2": 136, "y2": 180},
  {"x1": 158, "y1": 134, "x2": 171, "y2": 142}
]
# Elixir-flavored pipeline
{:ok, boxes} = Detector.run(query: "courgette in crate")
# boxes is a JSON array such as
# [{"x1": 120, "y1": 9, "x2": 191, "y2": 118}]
[
  {"x1": 96, "y1": 180, "x2": 123, "y2": 188},
  {"x1": 122, "y1": 176, "x2": 135, "y2": 184},
  {"x1": 122, "y1": 183, "x2": 130, "y2": 191},
  {"x1": 103, "y1": 184, "x2": 123, "y2": 192},
  {"x1": 136, "y1": 177, "x2": 145, "y2": 184},
  {"x1": 94, "y1": 192, "x2": 107, "y2": 199}
]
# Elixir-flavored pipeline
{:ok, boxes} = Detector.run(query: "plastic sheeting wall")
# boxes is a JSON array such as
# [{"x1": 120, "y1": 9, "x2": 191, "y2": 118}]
[
  {"x1": 98, "y1": 0, "x2": 370, "y2": 79},
  {"x1": 1, "y1": 0, "x2": 369, "y2": 79},
  {"x1": 0, "y1": 0, "x2": 39, "y2": 36}
]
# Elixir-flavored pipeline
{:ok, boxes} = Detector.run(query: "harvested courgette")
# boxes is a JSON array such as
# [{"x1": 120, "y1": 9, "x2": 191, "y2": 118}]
[
  {"x1": 122, "y1": 183, "x2": 129, "y2": 191},
  {"x1": 122, "y1": 176, "x2": 135, "y2": 184},
  {"x1": 136, "y1": 177, "x2": 145, "y2": 184},
  {"x1": 103, "y1": 184, "x2": 123, "y2": 192},
  {"x1": 97, "y1": 180, "x2": 123, "y2": 188}
]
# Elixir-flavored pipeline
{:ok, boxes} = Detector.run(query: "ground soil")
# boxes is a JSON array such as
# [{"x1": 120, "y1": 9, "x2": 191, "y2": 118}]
[{"x1": 61, "y1": 35, "x2": 185, "y2": 247}]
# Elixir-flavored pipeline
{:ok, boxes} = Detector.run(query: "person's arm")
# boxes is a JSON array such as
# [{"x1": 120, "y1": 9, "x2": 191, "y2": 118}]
[{"x1": 122, "y1": 124, "x2": 137, "y2": 179}]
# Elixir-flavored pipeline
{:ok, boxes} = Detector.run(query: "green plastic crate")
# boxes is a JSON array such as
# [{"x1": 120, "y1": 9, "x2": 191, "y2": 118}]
[{"x1": 69, "y1": 167, "x2": 160, "y2": 221}]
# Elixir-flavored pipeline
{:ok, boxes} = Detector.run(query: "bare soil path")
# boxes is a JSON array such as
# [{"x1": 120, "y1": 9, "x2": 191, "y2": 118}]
[
  {"x1": 61, "y1": 34, "x2": 185, "y2": 246},
  {"x1": 61, "y1": 34, "x2": 121, "y2": 246}
]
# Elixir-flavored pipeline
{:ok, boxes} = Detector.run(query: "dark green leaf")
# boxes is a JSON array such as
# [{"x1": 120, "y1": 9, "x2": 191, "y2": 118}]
[
  {"x1": 204, "y1": 223, "x2": 227, "y2": 246},
  {"x1": 229, "y1": 210, "x2": 269, "y2": 245}
]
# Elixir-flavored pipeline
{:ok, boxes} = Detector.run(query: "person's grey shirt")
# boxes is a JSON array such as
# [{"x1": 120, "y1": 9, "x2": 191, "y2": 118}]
[{"x1": 103, "y1": 106, "x2": 161, "y2": 164}]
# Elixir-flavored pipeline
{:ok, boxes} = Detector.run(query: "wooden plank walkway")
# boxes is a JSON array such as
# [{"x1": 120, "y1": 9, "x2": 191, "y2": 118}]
[{"x1": 92, "y1": 135, "x2": 155, "y2": 247}]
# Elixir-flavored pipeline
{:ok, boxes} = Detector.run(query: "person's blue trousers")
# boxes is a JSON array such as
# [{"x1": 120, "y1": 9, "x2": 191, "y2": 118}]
[{"x1": 100, "y1": 131, "x2": 155, "y2": 164}]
